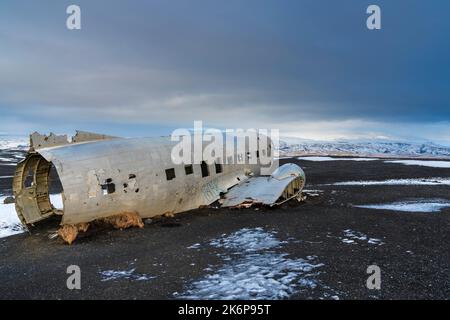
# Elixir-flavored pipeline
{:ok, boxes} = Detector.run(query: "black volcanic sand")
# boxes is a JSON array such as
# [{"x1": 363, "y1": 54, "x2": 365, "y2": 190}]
[{"x1": 0, "y1": 157, "x2": 449, "y2": 300}]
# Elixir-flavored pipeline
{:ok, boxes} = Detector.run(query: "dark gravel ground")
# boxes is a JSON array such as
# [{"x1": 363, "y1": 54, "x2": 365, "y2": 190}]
[{"x1": 0, "y1": 157, "x2": 449, "y2": 300}]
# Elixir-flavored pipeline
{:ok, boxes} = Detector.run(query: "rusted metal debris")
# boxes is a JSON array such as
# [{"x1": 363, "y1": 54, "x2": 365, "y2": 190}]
[{"x1": 13, "y1": 131, "x2": 306, "y2": 244}]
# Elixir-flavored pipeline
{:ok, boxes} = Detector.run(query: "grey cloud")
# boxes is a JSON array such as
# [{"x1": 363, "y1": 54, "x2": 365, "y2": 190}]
[{"x1": 0, "y1": 0, "x2": 449, "y2": 140}]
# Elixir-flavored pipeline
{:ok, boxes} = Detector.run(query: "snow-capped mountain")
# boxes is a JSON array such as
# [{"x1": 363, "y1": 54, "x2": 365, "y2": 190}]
[
  {"x1": 1, "y1": 134, "x2": 449, "y2": 158},
  {"x1": 279, "y1": 138, "x2": 450, "y2": 159},
  {"x1": 0, "y1": 135, "x2": 28, "y2": 150}
]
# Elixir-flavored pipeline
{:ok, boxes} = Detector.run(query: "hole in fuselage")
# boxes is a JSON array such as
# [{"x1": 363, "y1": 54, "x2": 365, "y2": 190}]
[
  {"x1": 24, "y1": 168, "x2": 34, "y2": 187},
  {"x1": 16, "y1": 154, "x2": 65, "y2": 227},
  {"x1": 49, "y1": 164, "x2": 64, "y2": 211}
]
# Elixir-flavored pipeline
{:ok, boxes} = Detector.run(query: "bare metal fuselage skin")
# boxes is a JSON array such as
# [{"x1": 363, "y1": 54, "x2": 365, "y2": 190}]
[{"x1": 13, "y1": 133, "x2": 305, "y2": 229}]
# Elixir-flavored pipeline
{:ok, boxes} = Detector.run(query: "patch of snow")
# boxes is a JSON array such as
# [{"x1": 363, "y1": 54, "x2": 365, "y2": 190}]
[
  {"x1": 297, "y1": 156, "x2": 378, "y2": 162},
  {"x1": 179, "y1": 228, "x2": 336, "y2": 300},
  {"x1": 209, "y1": 228, "x2": 286, "y2": 252},
  {"x1": 354, "y1": 199, "x2": 450, "y2": 213},
  {"x1": 180, "y1": 252, "x2": 324, "y2": 300},
  {"x1": 0, "y1": 193, "x2": 63, "y2": 239},
  {"x1": 303, "y1": 189, "x2": 323, "y2": 197},
  {"x1": 341, "y1": 229, "x2": 383, "y2": 246},
  {"x1": 0, "y1": 176, "x2": 14, "y2": 179},
  {"x1": 0, "y1": 196, "x2": 24, "y2": 238},
  {"x1": 328, "y1": 178, "x2": 450, "y2": 186},
  {"x1": 100, "y1": 268, "x2": 155, "y2": 282},
  {"x1": 187, "y1": 243, "x2": 201, "y2": 249},
  {"x1": 384, "y1": 160, "x2": 450, "y2": 168}
]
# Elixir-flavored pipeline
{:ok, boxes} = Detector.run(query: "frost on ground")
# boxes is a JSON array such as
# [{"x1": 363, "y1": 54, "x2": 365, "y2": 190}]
[
  {"x1": 340, "y1": 229, "x2": 383, "y2": 246},
  {"x1": 384, "y1": 160, "x2": 450, "y2": 168},
  {"x1": 100, "y1": 268, "x2": 155, "y2": 282},
  {"x1": 0, "y1": 194, "x2": 63, "y2": 239},
  {"x1": 180, "y1": 228, "x2": 335, "y2": 300},
  {"x1": 297, "y1": 156, "x2": 378, "y2": 162},
  {"x1": 354, "y1": 199, "x2": 450, "y2": 213},
  {"x1": 209, "y1": 228, "x2": 287, "y2": 253},
  {"x1": 328, "y1": 178, "x2": 450, "y2": 186}
]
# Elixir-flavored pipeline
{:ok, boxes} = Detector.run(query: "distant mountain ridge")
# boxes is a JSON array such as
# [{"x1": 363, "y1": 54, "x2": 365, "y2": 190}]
[
  {"x1": 0, "y1": 135, "x2": 28, "y2": 150},
  {"x1": 279, "y1": 138, "x2": 450, "y2": 159},
  {"x1": 1, "y1": 135, "x2": 449, "y2": 159}
]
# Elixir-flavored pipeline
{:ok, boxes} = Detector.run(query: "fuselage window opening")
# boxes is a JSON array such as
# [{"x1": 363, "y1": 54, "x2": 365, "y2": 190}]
[
  {"x1": 215, "y1": 162, "x2": 223, "y2": 174},
  {"x1": 184, "y1": 164, "x2": 194, "y2": 175},
  {"x1": 165, "y1": 168, "x2": 176, "y2": 181},
  {"x1": 201, "y1": 161, "x2": 209, "y2": 178},
  {"x1": 102, "y1": 178, "x2": 116, "y2": 195},
  {"x1": 24, "y1": 168, "x2": 35, "y2": 188}
]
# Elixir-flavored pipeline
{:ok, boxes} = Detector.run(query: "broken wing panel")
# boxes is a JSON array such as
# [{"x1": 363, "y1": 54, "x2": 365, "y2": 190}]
[{"x1": 222, "y1": 163, "x2": 305, "y2": 207}]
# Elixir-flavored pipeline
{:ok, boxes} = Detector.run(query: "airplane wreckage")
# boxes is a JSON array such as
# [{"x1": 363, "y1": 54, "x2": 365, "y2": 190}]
[{"x1": 13, "y1": 131, "x2": 305, "y2": 244}]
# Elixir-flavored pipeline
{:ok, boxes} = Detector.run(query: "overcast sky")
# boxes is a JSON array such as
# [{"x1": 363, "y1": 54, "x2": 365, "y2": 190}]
[{"x1": 0, "y1": 0, "x2": 449, "y2": 144}]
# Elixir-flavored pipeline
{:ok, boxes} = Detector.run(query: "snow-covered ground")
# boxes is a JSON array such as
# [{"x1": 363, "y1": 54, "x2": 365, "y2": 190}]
[
  {"x1": 297, "y1": 156, "x2": 378, "y2": 162},
  {"x1": 0, "y1": 157, "x2": 21, "y2": 165},
  {"x1": 327, "y1": 178, "x2": 450, "y2": 186},
  {"x1": 180, "y1": 228, "x2": 336, "y2": 300},
  {"x1": 354, "y1": 200, "x2": 450, "y2": 213},
  {"x1": 0, "y1": 196, "x2": 24, "y2": 238},
  {"x1": 0, "y1": 194, "x2": 63, "y2": 239},
  {"x1": 384, "y1": 160, "x2": 450, "y2": 168}
]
